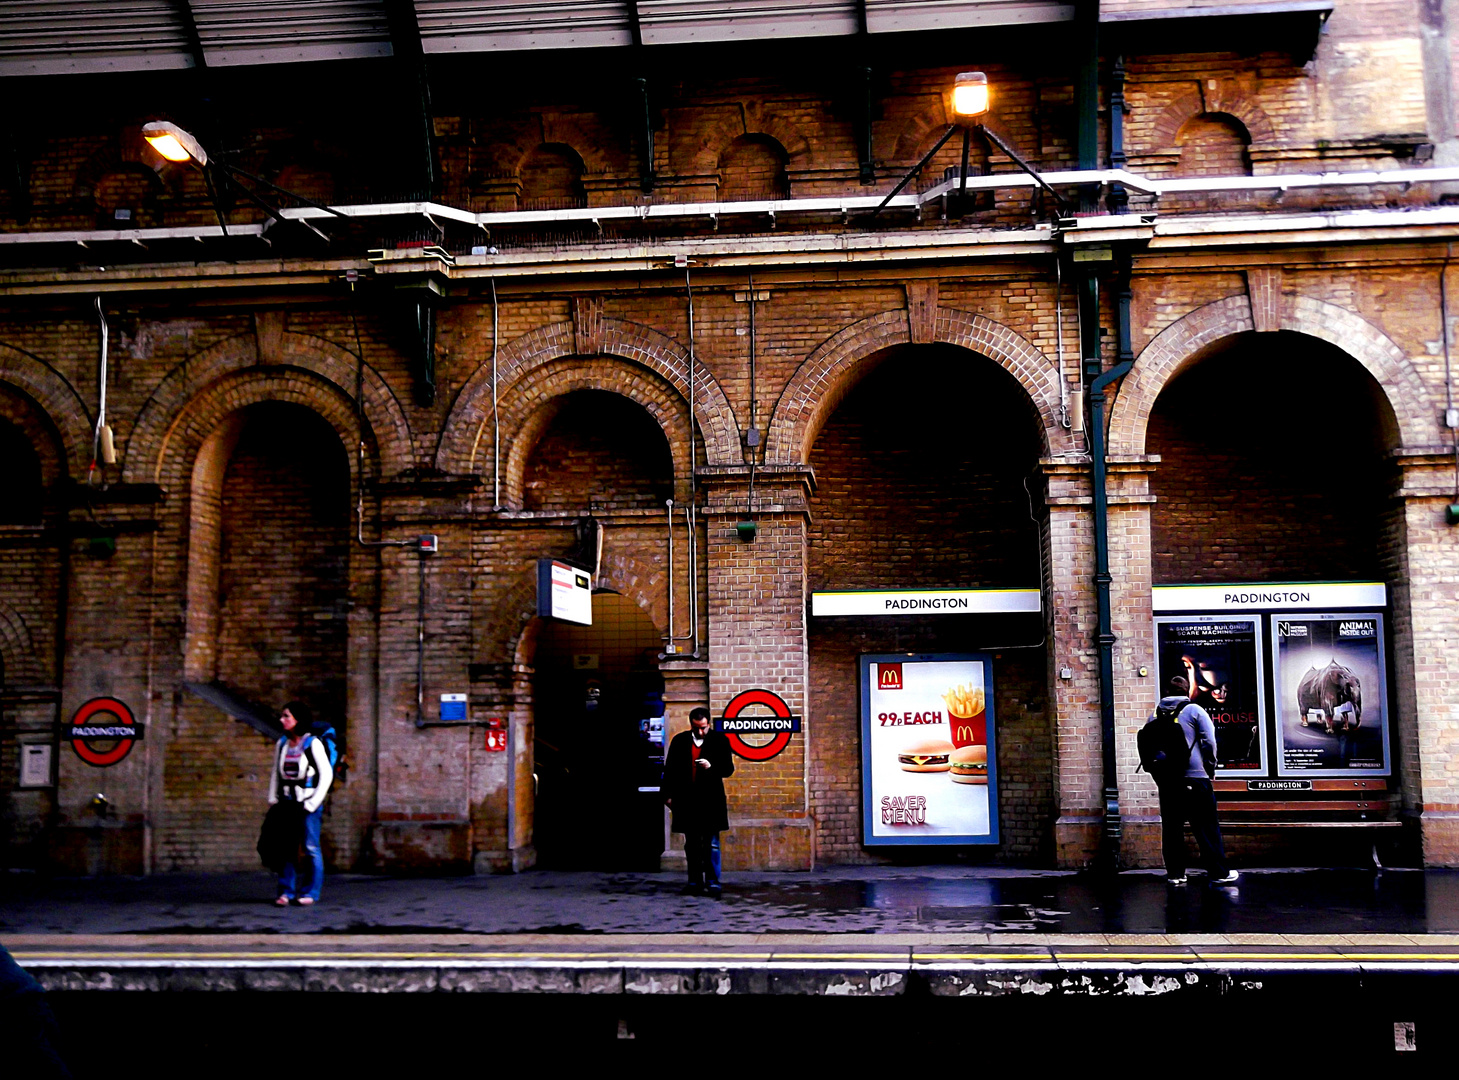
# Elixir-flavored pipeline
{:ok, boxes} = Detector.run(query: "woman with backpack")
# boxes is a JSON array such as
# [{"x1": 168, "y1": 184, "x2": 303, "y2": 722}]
[{"x1": 268, "y1": 700, "x2": 334, "y2": 906}]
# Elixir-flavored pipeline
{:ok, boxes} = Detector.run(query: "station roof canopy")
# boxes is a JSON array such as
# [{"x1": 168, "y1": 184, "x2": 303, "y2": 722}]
[{"x1": 0, "y1": 0, "x2": 1330, "y2": 78}]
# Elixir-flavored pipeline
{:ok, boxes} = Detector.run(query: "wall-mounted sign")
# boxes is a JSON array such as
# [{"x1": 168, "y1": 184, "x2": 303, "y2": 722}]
[
  {"x1": 1154, "y1": 616, "x2": 1266, "y2": 776},
  {"x1": 1152, "y1": 582, "x2": 1386, "y2": 613},
  {"x1": 537, "y1": 558, "x2": 592, "y2": 625},
  {"x1": 717, "y1": 688, "x2": 800, "y2": 761},
  {"x1": 1271, "y1": 613, "x2": 1389, "y2": 777},
  {"x1": 440, "y1": 693, "x2": 467, "y2": 721},
  {"x1": 67, "y1": 697, "x2": 142, "y2": 767},
  {"x1": 860, "y1": 653, "x2": 999, "y2": 847},
  {"x1": 484, "y1": 720, "x2": 507, "y2": 753},
  {"x1": 812, "y1": 588, "x2": 1039, "y2": 618},
  {"x1": 19, "y1": 742, "x2": 53, "y2": 787}
]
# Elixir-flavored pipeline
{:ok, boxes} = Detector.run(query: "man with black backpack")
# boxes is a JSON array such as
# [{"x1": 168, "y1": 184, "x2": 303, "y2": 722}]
[{"x1": 1139, "y1": 675, "x2": 1238, "y2": 887}]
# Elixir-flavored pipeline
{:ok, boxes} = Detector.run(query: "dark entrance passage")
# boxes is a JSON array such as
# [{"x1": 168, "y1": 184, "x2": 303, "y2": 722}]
[{"x1": 531, "y1": 591, "x2": 666, "y2": 870}]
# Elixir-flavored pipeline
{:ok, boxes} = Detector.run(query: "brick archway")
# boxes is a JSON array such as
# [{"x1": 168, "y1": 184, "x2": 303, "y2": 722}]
[
  {"x1": 124, "y1": 331, "x2": 415, "y2": 484},
  {"x1": 0, "y1": 344, "x2": 94, "y2": 478},
  {"x1": 1108, "y1": 294, "x2": 1435, "y2": 456},
  {"x1": 0, "y1": 601, "x2": 43, "y2": 685},
  {"x1": 487, "y1": 553, "x2": 667, "y2": 670},
  {"x1": 765, "y1": 307, "x2": 1070, "y2": 465},
  {"x1": 436, "y1": 317, "x2": 741, "y2": 475},
  {"x1": 496, "y1": 357, "x2": 690, "y2": 509}
]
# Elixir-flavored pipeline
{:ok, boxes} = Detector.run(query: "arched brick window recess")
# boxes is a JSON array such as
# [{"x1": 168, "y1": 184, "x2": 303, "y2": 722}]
[
  {"x1": 518, "y1": 144, "x2": 587, "y2": 210},
  {"x1": 519, "y1": 390, "x2": 674, "y2": 513},
  {"x1": 1147, "y1": 332, "x2": 1399, "y2": 585},
  {"x1": 93, "y1": 165, "x2": 165, "y2": 228},
  {"x1": 805, "y1": 343, "x2": 1054, "y2": 864},
  {"x1": 1174, "y1": 113, "x2": 1252, "y2": 178},
  {"x1": 0, "y1": 423, "x2": 42, "y2": 525},
  {"x1": 718, "y1": 134, "x2": 789, "y2": 201},
  {"x1": 176, "y1": 402, "x2": 351, "y2": 868}
]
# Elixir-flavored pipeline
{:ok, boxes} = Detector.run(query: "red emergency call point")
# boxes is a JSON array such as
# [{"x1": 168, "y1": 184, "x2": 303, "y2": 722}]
[
  {"x1": 417, "y1": 534, "x2": 439, "y2": 553},
  {"x1": 484, "y1": 725, "x2": 507, "y2": 752}
]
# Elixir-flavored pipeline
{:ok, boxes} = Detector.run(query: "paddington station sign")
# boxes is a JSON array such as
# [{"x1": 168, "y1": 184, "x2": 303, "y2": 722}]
[{"x1": 811, "y1": 588, "x2": 1042, "y2": 617}]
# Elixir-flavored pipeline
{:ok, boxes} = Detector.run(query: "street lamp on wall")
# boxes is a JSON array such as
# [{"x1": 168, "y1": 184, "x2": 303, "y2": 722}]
[
  {"x1": 141, "y1": 121, "x2": 208, "y2": 166},
  {"x1": 951, "y1": 71, "x2": 989, "y2": 122},
  {"x1": 874, "y1": 70, "x2": 1068, "y2": 217},
  {"x1": 141, "y1": 119, "x2": 347, "y2": 240}
]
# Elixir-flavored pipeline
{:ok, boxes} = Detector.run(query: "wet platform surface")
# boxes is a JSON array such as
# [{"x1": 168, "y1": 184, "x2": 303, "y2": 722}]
[{"x1": 5, "y1": 865, "x2": 1459, "y2": 936}]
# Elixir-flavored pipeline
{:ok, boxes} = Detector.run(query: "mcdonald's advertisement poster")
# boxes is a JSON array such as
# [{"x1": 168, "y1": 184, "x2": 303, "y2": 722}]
[
  {"x1": 1154, "y1": 616, "x2": 1265, "y2": 774},
  {"x1": 859, "y1": 653, "x2": 1000, "y2": 846},
  {"x1": 1271, "y1": 613, "x2": 1389, "y2": 777}
]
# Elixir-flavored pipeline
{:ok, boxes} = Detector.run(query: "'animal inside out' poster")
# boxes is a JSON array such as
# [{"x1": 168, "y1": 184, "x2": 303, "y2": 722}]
[
  {"x1": 1271, "y1": 613, "x2": 1389, "y2": 777},
  {"x1": 1155, "y1": 616, "x2": 1265, "y2": 775}
]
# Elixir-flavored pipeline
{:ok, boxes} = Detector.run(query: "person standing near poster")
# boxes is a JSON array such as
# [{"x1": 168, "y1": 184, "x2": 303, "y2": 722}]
[
  {"x1": 1150, "y1": 676, "x2": 1238, "y2": 887},
  {"x1": 663, "y1": 706, "x2": 735, "y2": 898}
]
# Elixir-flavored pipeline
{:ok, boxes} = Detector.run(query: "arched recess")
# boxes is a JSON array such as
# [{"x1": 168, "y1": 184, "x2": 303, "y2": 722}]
[
  {"x1": 0, "y1": 344, "x2": 93, "y2": 478},
  {"x1": 124, "y1": 330, "x2": 414, "y2": 484},
  {"x1": 1109, "y1": 294, "x2": 1436, "y2": 457},
  {"x1": 765, "y1": 307, "x2": 1070, "y2": 465},
  {"x1": 487, "y1": 553, "x2": 669, "y2": 670},
  {"x1": 688, "y1": 113, "x2": 813, "y2": 180},
  {"x1": 0, "y1": 602, "x2": 44, "y2": 685},
  {"x1": 436, "y1": 318, "x2": 742, "y2": 475},
  {"x1": 1149, "y1": 88, "x2": 1275, "y2": 150},
  {"x1": 497, "y1": 358, "x2": 688, "y2": 509}
]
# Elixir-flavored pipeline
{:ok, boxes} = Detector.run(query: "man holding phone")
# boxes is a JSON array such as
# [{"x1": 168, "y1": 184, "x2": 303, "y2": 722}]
[{"x1": 663, "y1": 705, "x2": 735, "y2": 898}]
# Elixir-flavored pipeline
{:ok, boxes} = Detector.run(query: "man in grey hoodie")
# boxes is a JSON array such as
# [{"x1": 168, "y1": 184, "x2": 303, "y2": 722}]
[{"x1": 1154, "y1": 675, "x2": 1238, "y2": 886}]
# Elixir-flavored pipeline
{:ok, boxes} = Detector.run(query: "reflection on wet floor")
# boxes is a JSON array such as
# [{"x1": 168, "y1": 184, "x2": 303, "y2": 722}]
[
  {"x1": 731, "y1": 869, "x2": 1459, "y2": 934},
  {"x1": 5, "y1": 867, "x2": 1459, "y2": 936}
]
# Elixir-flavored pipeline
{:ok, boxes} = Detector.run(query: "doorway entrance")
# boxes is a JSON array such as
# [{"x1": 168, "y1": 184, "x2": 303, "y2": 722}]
[{"x1": 532, "y1": 591, "x2": 667, "y2": 870}]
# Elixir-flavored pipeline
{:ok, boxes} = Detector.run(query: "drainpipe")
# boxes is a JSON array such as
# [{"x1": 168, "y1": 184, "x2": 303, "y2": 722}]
[{"x1": 1085, "y1": 254, "x2": 1136, "y2": 868}]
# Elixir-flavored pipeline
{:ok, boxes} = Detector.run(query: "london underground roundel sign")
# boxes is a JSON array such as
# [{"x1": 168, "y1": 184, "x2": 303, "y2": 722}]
[
  {"x1": 68, "y1": 697, "x2": 143, "y2": 767},
  {"x1": 717, "y1": 688, "x2": 801, "y2": 761}
]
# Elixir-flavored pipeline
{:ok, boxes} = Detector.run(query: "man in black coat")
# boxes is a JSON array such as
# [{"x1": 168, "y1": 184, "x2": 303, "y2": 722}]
[{"x1": 663, "y1": 705, "x2": 736, "y2": 897}]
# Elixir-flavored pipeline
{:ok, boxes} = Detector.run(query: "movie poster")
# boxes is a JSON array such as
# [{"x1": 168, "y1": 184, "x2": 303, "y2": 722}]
[
  {"x1": 860, "y1": 653, "x2": 999, "y2": 846},
  {"x1": 1154, "y1": 617, "x2": 1266, "y2": 775},
  {"x1": 1271, "y1": 612, "x2": 1389, "y2": 777}
]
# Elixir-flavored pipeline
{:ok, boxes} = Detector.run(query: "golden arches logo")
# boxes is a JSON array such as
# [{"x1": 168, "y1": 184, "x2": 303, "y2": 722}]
[{"x1": 879, "y1": 664, "x2": 903, "y2": 689}]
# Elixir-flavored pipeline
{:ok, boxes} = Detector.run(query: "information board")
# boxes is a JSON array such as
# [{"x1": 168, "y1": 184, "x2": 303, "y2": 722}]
[
  {"x1": 1154, "y1": 616, "x2": 1266, "y2": 776},
  {"x1": 536, "y1": 558, "x2": 592, "y2": 625},
  {"x1": 1271, "y1": 612, "x2": 1389, "y2": 777},
  {"x1": 860, "y1": 653, "x2": 998, "y2": 846}
]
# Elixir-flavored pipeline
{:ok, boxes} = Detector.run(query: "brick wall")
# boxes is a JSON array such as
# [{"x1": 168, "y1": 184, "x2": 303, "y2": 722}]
[
  {"x1": 521, "y1": 389, "x2": 674, "y2": 512},
  {"x1": 805, "y1": 345, "x2": 1051, "y2": 862},
  {"x1": 1147, "y1": 332, "x2": 1390, "y2": 585},
  {"x1": 160, "y1": 402, "x2": 351, "y2": 870}
]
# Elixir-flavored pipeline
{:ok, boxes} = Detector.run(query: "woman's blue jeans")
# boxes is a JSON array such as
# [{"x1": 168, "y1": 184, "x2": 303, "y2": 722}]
[{"x1": 278, "y1": 806, "x2": 324, "y2": 901}]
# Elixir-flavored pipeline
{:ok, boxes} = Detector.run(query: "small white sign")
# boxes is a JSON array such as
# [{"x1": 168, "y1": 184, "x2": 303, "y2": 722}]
[
  {"x1": 20, "y1": 743, "x2": 52, "y2": 788},
  {"x1": 538, "y1": 558, "x2": 592, "y2": 625},
  {"x1": 812, "y1": 588, "x2": 1040, "y2": 618},
  {"x1": 1152, "y1": 582, "x2": 1385, "y2": 613}
]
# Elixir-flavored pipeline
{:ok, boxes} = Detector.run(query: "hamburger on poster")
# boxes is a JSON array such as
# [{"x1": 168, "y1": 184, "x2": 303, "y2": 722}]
[
  {"x1": 897, "y1": 737, "x2": 954, "y2": 772},
  {"x1": 949, "y1": 744, "x2": 988, "y2": 785}
]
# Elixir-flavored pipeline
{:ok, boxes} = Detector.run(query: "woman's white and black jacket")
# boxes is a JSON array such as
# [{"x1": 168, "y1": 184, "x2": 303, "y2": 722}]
[{"x1": 267, "y1": 735, "x2": 333, "y2": 814}]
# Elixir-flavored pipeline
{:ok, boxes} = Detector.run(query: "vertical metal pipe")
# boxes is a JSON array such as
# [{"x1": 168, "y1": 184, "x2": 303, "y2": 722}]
[
  {"x1": 491, "y1": 278, "x2": 501, "y2": 509},
  {"x1": 665, "y1": 498, "x2": 676, "y2": 645}
]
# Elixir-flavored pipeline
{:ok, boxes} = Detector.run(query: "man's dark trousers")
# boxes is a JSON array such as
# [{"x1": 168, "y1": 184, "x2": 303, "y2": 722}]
[
  {"x1": 1158, "y1": 777, "x2": 1228, "y2": 878},
  {"x1": 685, "y1": 831, "x2": 721, "y2": 890}
]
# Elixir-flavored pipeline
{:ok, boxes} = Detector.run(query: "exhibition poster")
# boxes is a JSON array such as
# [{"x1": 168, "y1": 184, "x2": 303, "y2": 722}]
[
  {"x1": 1154, "y1": 616, "x2": 1265, "y2": 775},
  {"x1": 1271, "y1": 612, "x2": 1389, "y2": 777},
  {"x1": 860, "y1": 653, "x2": 999, "y2": 846}
]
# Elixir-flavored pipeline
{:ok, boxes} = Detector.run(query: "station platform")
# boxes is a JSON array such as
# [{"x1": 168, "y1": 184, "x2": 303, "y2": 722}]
[{"x1": 8, "y1": 867, "x2": 1459, "y2": 1063}]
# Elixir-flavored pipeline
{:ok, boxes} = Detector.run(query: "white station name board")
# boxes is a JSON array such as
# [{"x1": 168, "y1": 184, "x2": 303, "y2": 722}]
[
  {"x1": 1152, "y1": 582, "x2": 1386, "y2": 613},
  {"x1": 812, "y1": 588, "x2": 1040, "y2": 618},
  {"x1": 537, "y1": 558, "x2": 593, "y2": 625}
]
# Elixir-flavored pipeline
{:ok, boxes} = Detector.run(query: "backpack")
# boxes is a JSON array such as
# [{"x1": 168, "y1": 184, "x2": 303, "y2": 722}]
[
  {"x1": 311, "y1": 723, "x2": 340, "y2": 770},
  {"x1": 1137, "y1": 697, "x2": 1197, "y2": 780}
]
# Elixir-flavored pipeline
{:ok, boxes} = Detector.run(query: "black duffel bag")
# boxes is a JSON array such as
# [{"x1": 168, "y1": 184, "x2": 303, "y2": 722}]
[{"x1": 257, "y1": 800, "x2": 305, "y2": 872}]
